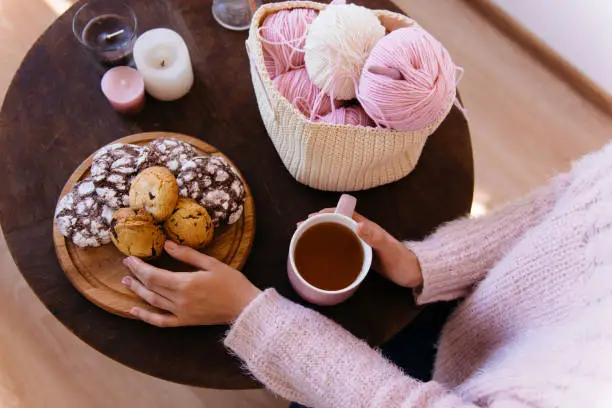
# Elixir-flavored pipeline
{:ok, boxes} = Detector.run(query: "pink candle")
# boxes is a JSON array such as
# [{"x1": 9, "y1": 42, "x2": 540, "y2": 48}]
[{"x1": 101, "y1": 66, "x2": 145, "y2": 114}]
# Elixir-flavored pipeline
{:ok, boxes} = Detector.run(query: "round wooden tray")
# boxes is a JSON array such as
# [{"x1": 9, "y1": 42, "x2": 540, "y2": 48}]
[{"x1": 52, "y1": 132, "x2": 255, "y2": 318}]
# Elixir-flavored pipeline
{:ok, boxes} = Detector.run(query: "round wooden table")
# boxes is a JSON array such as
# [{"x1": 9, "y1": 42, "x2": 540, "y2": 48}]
[{"x1": 0, "y1": 0, "x2": 473, "y2": 389}]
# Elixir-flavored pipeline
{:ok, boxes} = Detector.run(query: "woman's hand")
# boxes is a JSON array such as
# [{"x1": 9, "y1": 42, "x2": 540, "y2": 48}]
[
  {"x1": 122, "y1": 240, "x2": 261, "y2": 327},
  {"x1": 305, "y1": 210, "x2": 423, "y2": 288}
]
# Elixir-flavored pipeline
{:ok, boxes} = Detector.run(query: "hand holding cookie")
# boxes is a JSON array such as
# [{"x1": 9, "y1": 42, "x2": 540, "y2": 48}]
[{"x1": 53, "y1": 135, "x2": 253, "y2": 321}]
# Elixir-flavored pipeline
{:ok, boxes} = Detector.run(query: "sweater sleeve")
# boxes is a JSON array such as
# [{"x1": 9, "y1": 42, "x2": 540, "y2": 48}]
[
  {"x1": 226, "y1": 289, "x2": 483, "y2": 408},
  {"x1": 406, "y1": 172, "x2": 571, "y2": 304}
]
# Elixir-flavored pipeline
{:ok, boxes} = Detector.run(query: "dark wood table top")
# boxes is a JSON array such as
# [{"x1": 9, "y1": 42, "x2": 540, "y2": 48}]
[{"x1": 0, "y1": 0, "x2": 473, "y2": 389}]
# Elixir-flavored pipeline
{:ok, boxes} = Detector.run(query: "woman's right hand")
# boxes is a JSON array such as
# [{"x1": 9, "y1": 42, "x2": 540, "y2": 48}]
[{"x1": 306, "y1": 210, "x2": 423, "y2": 288}]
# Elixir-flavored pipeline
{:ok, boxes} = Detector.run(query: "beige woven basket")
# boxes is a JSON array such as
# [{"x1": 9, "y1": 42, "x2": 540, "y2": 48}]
[{"x1": 247, "y1": 1, "x2": 455, "y2": 191}]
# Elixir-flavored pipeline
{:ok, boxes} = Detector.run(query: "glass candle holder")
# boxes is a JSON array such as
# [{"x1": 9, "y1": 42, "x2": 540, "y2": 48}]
[
  {"x1": 73, "y1": 0, "x2": 138, "y2": 69},
  {"x1": 212, "y1": 0, "x2": 261, "y2": 31}
]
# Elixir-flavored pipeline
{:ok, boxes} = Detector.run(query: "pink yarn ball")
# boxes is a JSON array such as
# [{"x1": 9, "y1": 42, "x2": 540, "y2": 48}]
[
  {"x1": 260, "y1": 9, "x2": 318, "y2": 79},
  {"x1": 274, "y1": 68, "x2": 339, "y2": 119},
  {"x1": 317, "y1": 105, "x2": 373, "y2": 127},
  {"x1": 357, "y1": 27, "x2": 457, "y2": 132}
]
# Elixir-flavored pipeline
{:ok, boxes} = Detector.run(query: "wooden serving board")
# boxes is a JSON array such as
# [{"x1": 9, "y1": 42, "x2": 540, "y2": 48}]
[{"x1": 53, "y1": 132, "x2": 255, "y2": 318}]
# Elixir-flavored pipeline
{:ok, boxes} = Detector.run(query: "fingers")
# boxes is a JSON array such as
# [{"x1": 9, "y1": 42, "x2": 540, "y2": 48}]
[
  {"x1": 356, "y1": 221, "x2": 389, "y2": 250},
  {"x1": 122, "y1": 276, "x2": 175, "y2": 311},
  {"x1": 164, "y1": 240, "x2": 220, "y2": 270},
  {"x1": 123, "y1": 257, "x2": 179, "y2": 291},
  {"x1": 351, "y1": 212, "x2": 367, "y2": 223},
  {"x1": 130, "y1": 307, "x2": 181, "y2": 327}
]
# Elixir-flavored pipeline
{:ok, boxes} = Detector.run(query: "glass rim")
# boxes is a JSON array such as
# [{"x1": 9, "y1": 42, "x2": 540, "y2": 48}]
[{"x1": 72, "y1": 0, "x2": 138, "y2": 52}]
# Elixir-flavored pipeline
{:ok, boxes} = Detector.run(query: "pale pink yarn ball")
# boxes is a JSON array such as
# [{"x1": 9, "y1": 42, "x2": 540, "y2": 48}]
[
  {"x1": 259, "y1": 9, "x2": 318, "y2": 79},
  {"x1": 273, "y1": 68, "x2": 340, "y2": 119},
  {"x1": 357, "y1": 27, "x2": 457, "y2": 132},
  {"x1": 317, "y1": 105, "x2": 373, "y2": 126}
]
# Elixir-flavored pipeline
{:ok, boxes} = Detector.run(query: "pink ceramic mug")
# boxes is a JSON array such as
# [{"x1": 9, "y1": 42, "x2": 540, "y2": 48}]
[{"x1": 287, "y1": 194, "x2": 373, "y2": 306}]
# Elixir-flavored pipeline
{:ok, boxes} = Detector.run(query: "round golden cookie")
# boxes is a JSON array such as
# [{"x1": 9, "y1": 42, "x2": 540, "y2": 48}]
[
  {"x1": 164, "y1": 198, "x2": 214, "y2": 249},
  {"x1": 110, "y1": 208, "x2": 166, "y2": 260},
  {"x1": 129, "y1": 166, "x2": 178, "y2": 222}
]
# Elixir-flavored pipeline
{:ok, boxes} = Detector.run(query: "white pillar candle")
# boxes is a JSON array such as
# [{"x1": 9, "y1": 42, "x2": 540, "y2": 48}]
[{"x1": 133, "y1": 28, "x2": 194, "y2": 101}]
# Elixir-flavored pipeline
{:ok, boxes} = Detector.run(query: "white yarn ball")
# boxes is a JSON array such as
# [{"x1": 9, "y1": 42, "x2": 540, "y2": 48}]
[{"x1": 305, "y1": 4, "x2": 385, "y2": 100}]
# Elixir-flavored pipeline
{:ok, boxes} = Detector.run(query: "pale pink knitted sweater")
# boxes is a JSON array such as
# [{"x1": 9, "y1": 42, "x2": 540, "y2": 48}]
[{"x1": 225, "y1": 143, "x2": 612, "y2": 407}]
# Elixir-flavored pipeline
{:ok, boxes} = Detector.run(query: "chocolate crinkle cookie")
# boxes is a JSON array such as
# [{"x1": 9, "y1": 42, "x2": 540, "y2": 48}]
[
  {"x1": 176, "y1": 156, "x2": 246, "y2": 226},
  {"x1": 54, "y1": 179, "x2": 114, "y2": 247},
  {"x1": 90, "y1": 143, "x2": 147, "y2": 209},
  {"x1": 143, "y1": 138, "x2": 198, "y2": 174}
]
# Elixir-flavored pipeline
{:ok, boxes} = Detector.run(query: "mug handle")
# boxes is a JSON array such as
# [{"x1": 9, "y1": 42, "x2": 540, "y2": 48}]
[{"x1": 335, "y1": 194, "x2": 357, "y2": 218}]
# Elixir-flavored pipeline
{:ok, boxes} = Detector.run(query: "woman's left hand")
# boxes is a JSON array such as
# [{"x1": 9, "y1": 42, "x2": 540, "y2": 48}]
[{"x1": 121, "y1": 240, "x2": 261, "y2": 327}]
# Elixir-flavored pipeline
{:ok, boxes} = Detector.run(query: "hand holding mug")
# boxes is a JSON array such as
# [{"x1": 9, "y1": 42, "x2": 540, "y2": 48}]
[
  {"x1": 288, "y1": 195, "x2": 373, "y2": 306},
  {"x1": 305, "y1": 209, "x2": 423, "y2": 289},
  {"x1": 122, "y1": 240, "x2": 261, "y2": 327}
]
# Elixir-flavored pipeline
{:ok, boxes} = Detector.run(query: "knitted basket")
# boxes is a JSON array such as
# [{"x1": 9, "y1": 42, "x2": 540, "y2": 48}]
[{"x1": 246, "y1": 1, "x2": 455, "y2": 191}]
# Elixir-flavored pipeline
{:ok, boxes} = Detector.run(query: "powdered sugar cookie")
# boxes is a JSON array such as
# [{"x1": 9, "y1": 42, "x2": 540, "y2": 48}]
[
  {"x1": 91, "y1": 143, "x2": 146, "y2": 178},
  {"x1": 91, "y1": 143, "x2": 147, "y2": 208},
  {"x1": 54, "y1": 179, "x2": 114, "y2": 247},
  {"x1": 176, "y1": 156, "x2": 246, "y2": 226},
  {"x1": 144, "y1": 138, "x2": 198, "y2": 174}
]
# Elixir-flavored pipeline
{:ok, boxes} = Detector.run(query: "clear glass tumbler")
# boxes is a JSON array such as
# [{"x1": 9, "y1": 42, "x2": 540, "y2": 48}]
[
  {"x1": 72, "y1": 0, "x2": 138, "y2": 69},
  {"x1": 212, "y1": 0, "x2": 261, "y2": 31}
]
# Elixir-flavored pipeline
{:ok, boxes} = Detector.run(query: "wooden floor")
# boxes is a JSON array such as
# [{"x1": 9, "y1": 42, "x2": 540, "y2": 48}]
[{"x1": 1, "y1": 0, "x2": 610, "y2": 407}]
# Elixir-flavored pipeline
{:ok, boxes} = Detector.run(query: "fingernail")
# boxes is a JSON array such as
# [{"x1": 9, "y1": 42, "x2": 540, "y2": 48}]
[
  {"x1": 121, "y1": 276, "x2": 132, "y2": 286},
  {"x1": 123, "y1": 257, "x2": 134, "y2": 267},
  {"x1": 165, "y1": 240, "x2": 178, "y2": 251},
  {"x1": 129, "y1": 307, "x2": 138, "y2": 316}
]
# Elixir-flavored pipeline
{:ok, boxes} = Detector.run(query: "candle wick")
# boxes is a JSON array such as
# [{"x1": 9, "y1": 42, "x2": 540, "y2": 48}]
[
  {"x1": 105, "y1": 29, "x2": 125, "y2": 41},
  {"x1": 161, "y1": 60, "x2": 166, "y2": 68}
]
